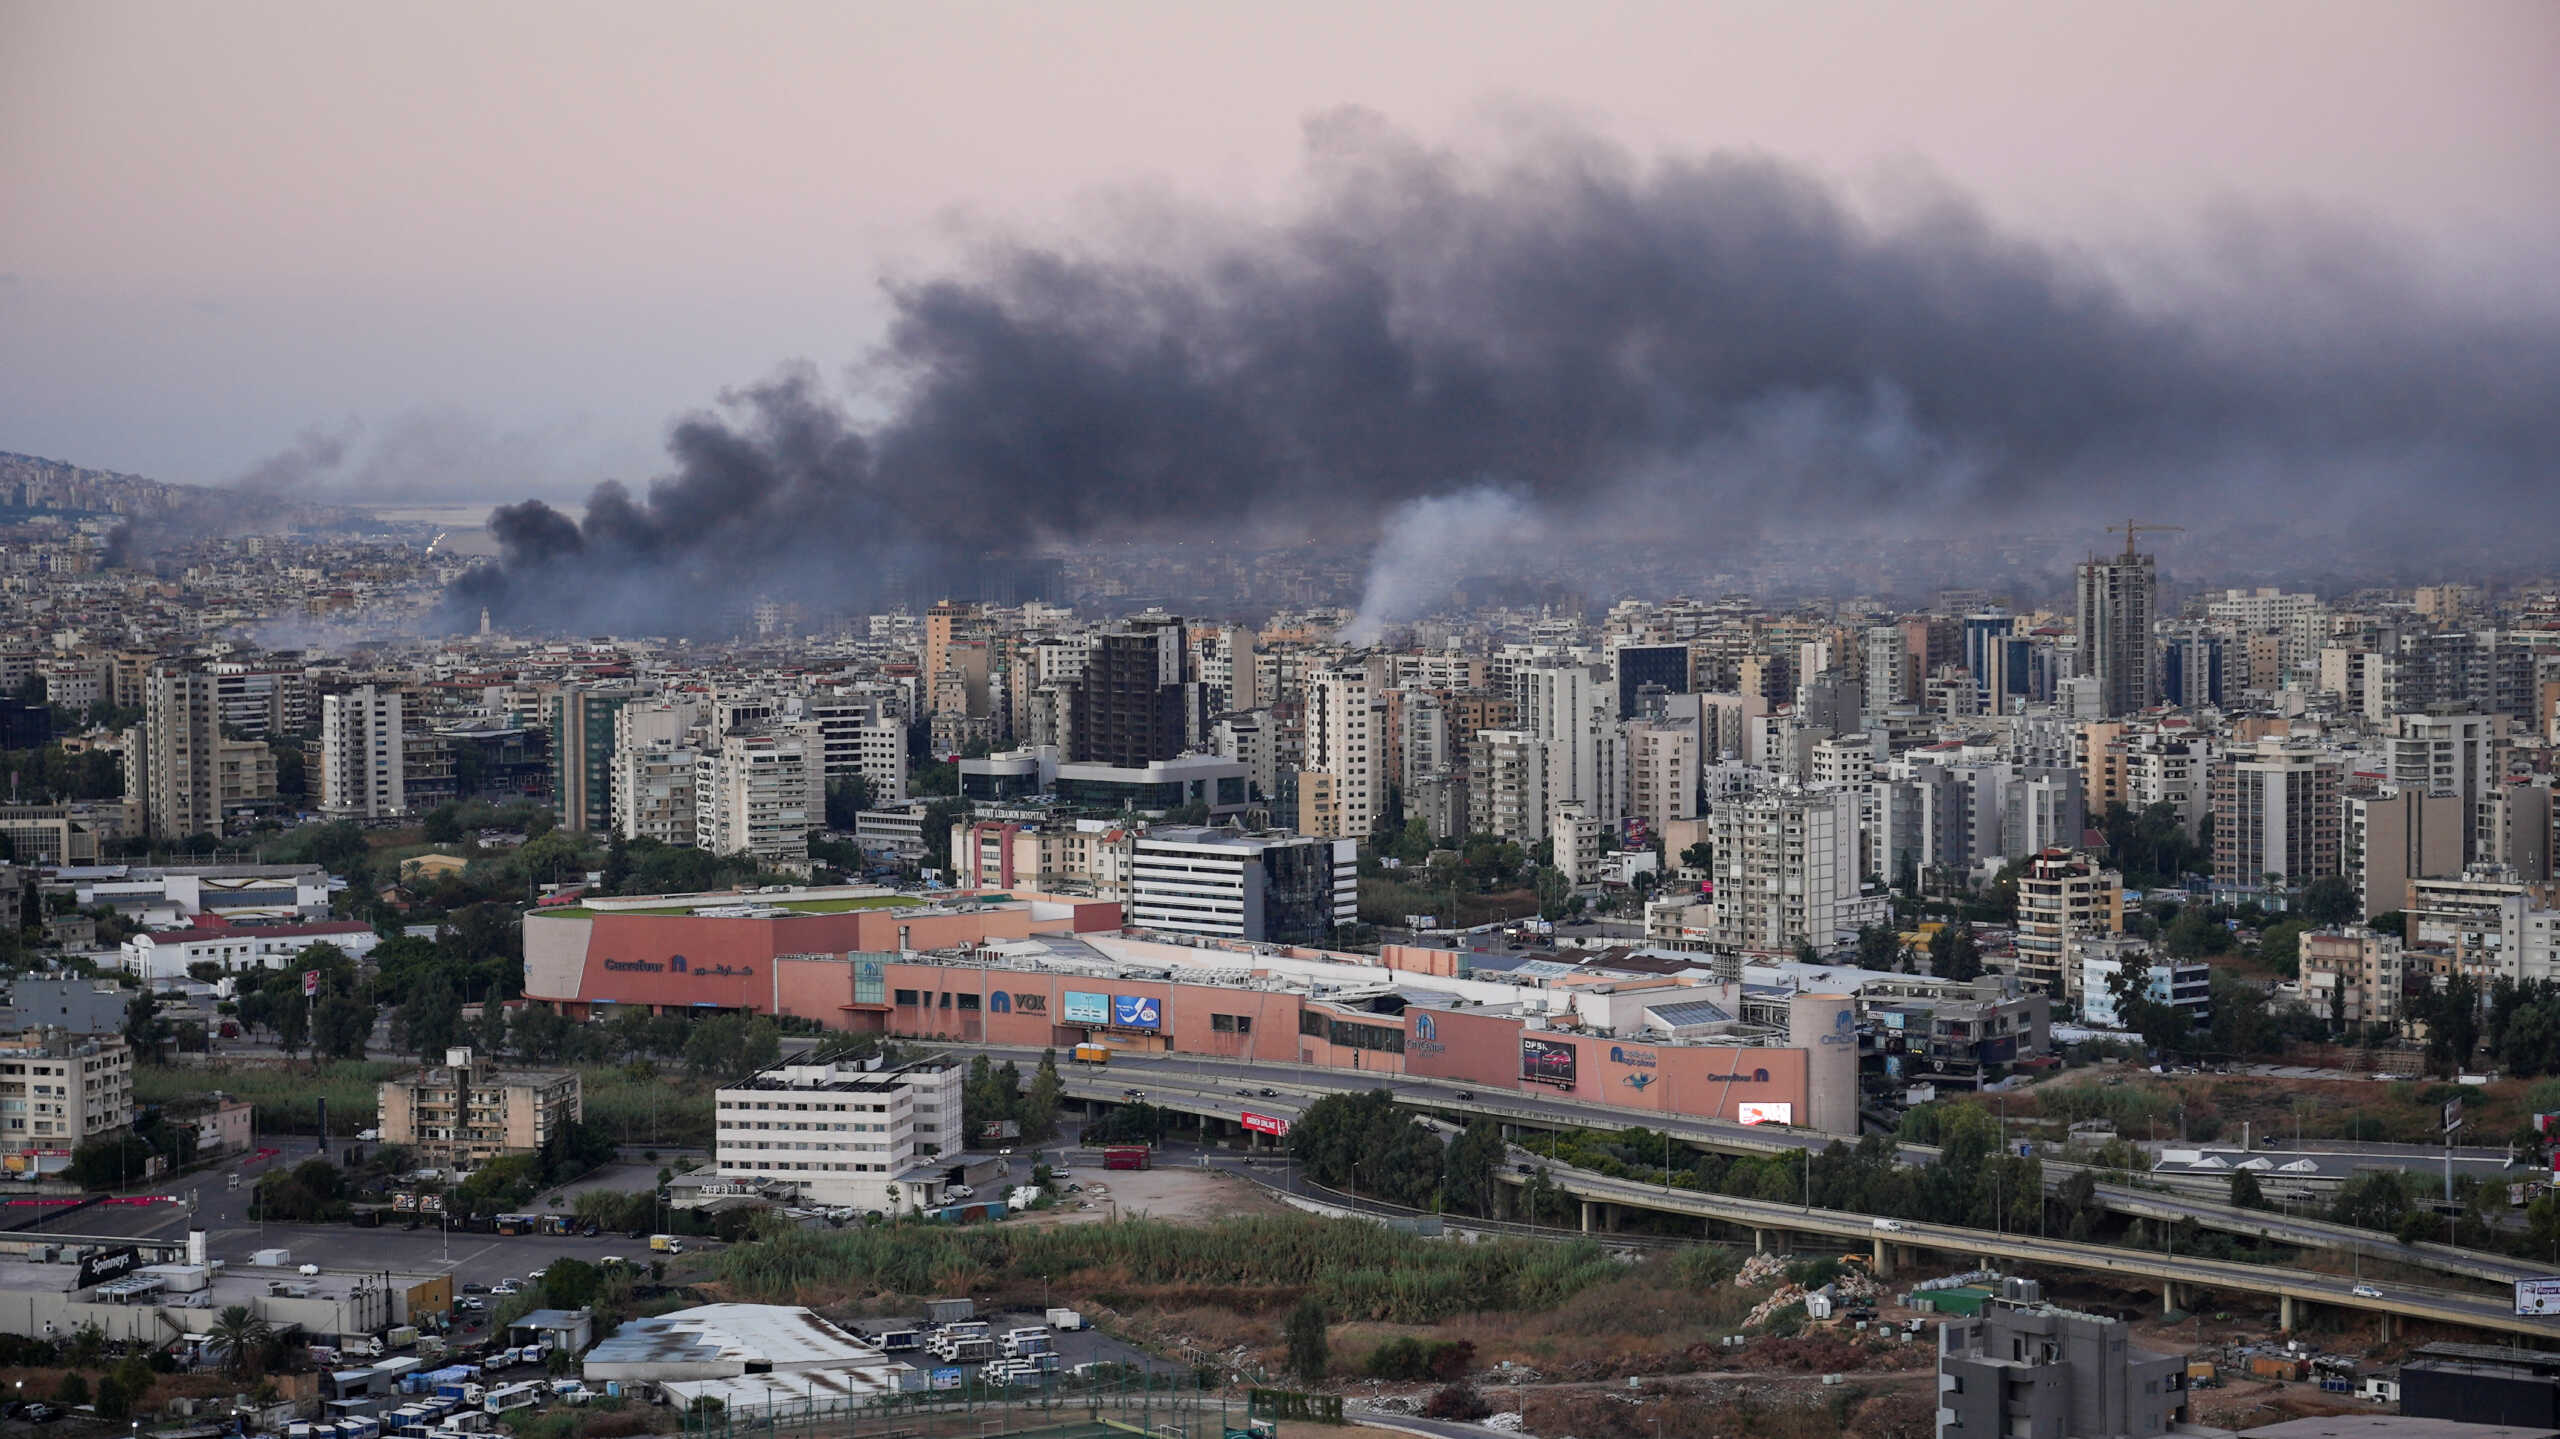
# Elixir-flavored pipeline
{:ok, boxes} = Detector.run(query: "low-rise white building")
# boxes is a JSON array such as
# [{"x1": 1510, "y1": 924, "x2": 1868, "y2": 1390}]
[
  {"x1": 2076, "y1": 937, "x2": 2211, "y2": 1030},
  {"x1": 712, "y1": 1059, "x2": 965, "y2": 1215},
  {"x1": 118, "y1": 916, "x2": 380, "y2": 981}
]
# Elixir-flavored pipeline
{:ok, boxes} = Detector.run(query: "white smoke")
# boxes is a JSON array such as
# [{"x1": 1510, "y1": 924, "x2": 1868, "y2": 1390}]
[{"x1": 1338, "y1": 487, "x2": 1537, "y2": 646}]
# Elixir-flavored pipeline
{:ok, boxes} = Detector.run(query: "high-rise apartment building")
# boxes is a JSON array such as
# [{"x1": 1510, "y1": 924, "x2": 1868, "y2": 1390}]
[
  {"x1": 2386, "y1": 712, "x2": 2498, "y2": 862},
  {"x1": 694, "y1": 726, "x2": 826, "y2": 862},
  {"x1": 131, "y1": 666, "x2": 221, "y2": 840},
  {"x1": 2013, "y1": 851, "x2": 2124, "y2": 1001},
  {"x1": 1522, "y1": 660, "x2": 1622, "y2": 830},
  {"x1": 1610, "y1": 641, "x2": 1691, "y2": 718},
  {"x1": 1707, "y1": 786, "x2": 1877, "y2": 952},
  {"x1": 1068, "y1": 621, "x2": 1192, "y2": 767},
  {"x1": 1467, "y1": 730, "x2": 1547, "y2": 845},
  {"x1": 611, "y1": 744, "x2": 700, "y2": 845},
  {"x1": 1299, "y1": 660, "x2": 1385, "y2": 840},
  {"x1": 2209, "y1": 738, "x2": 2341, "y2": 887},
  {"x1": 2342, "y1": 787, "x2": 2461, "y2": 921},
  {"x1": 1862, "y1": 624, "x2": 1912, "y2": 712},
  {"x1": 546, "y1": 685, "x2": 635, "y2": 833},
  {"x1": 1622, "y1": 719, "x2": 1700, "y2": 833},
  {"x1": 319, "y1": 684, "x2": 407, "y2": 819},
  {"x1": 2075, "y1": 545, "x2": 2158, "y2": 717}
]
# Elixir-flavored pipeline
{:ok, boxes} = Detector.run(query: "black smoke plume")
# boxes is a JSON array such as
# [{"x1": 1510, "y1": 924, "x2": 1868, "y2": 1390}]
[{"x1": 446, "y1": 110, "x2": 2560, "y2": 634}]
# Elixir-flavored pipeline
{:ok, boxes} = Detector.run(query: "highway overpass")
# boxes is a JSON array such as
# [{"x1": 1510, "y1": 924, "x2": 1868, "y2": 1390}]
[{"x1": 1049, "y1": 1061, "x2": 2560, "y2": 1341}]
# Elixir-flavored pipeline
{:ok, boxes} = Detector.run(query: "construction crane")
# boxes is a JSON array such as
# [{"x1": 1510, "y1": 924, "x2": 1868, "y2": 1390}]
[{"x1": 2106, "y1": 519, "x2": 2184, "y2": 558}]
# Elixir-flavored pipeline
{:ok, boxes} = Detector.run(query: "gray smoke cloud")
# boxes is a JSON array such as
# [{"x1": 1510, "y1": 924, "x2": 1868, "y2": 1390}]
[{"x1": 445, "y1": 108, "x2": 2560, "y2": 634}]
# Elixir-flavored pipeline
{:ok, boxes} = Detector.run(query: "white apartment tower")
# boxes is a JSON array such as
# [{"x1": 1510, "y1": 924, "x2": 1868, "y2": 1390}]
[
  {"x1": 1298, "y1": 660, "x2": 1386, "y2": 840},
  {"x1": 694, "y1": 725, "x2": 826, "y2": 862},
  {"x1": 1522, "y1": 660, "x2": 1623, "y2": 830},
  {"x1": 1467, "y1": 730, "x2": 1547, "y2": 845},
  {"x1": 1707, "y1": 786, "x2": 1875, "y2": 953},
  {"x1": 1622, "y1": 719, "x2": 1700, "y2": 832},
  {"x1": 320, "y1": 684, "x2": 408, "y2": 819},
  {"x1": 611, "y1": 744, "x2": 701, "y2": 845}
]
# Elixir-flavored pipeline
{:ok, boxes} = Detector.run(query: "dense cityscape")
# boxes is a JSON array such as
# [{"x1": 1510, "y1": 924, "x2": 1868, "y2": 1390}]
[{"x1": 7, "y1": 4, "x2": 2559, "y2": 1438}]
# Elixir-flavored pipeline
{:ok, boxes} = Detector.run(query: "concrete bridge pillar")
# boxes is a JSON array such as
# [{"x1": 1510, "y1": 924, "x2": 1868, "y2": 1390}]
[
  {"x1": 1870, "y1": 1237, "x2": 1894, "y2": 1277},
  {"x1": 2162, "y1": 1281, "x2": 2180, "y2": 1316},
  {"x1": 2378, "y1": 1312, "x2": 2396, "y2": 1342},
  {"x1": 1754, "y1": 1228, "x2": 1767, "y2": 1254},
  {"x1": 2280, "y1": 1294, "x2": 2297, "y2": 1333},
  {"x1": 1580, "y1": 1200, "x2": 1595, "y2": 1234},
  {"x1": 1604, "y1": 1203, "x2": 1622, "y2": 1234}
]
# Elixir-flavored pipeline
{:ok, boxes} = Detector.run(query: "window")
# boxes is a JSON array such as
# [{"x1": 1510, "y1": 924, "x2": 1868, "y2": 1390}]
[
  {"x1": 893, "y1": 989, "x2": 920, "y2": 1006},
  {"x1": 957, "y1": 994, "x2": 980, "y2": 1011}
]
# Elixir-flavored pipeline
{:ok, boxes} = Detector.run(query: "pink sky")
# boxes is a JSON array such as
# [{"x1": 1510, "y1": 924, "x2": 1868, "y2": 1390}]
[{"x1": 3, "y1": 0, "x2": 2553, "y2": 493}]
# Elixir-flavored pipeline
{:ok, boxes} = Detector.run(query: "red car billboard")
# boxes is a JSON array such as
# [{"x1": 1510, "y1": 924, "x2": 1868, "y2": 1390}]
[
  {"x1": 1520, "y1": 1036, "x2": 1579, "y2": 1089},
  {"x1": 1240, "y1": 1111, "x2": 1289, "y2": 1136}
]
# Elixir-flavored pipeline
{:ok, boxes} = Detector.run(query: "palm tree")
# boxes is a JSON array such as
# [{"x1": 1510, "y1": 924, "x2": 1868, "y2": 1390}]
[{"x1": 210, "y1": 1305, "x2": 272, "y2": 1379}]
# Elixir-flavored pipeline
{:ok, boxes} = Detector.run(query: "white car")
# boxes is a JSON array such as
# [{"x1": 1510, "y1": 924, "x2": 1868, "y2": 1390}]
[
  {"x1": 490, "y1": 1281, "x2": 520, "y2": 1296},
  {"x1": 298, "y1": 1263, "x2": 322, "y2": 1276},
  {"x1": 2351, "y1": 1285, "x2": 2383, "y2": 1299},
  {"x1": 527, "y1": 1267, "x2": 549, "y2": 1280}
]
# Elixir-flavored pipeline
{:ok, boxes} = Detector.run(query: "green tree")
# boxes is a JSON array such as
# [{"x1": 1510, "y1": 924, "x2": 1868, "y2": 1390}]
[
  {"x1": 122, "y1": 988, "x2": 170, "y2": 1064},
  {"x1": 2256, "y1": 919, "x2": 2312, "y2": 977},
  {"x1": 1284, "y1": 1298, "x2": 1330, "y2": 1381},
  {"x1": 314, "y1": 994, "x2": 374, "y2": 1059},
  {"x1": 1854, "y1": 923, "x2": 1902, "y2": 971},
  {"x1": 54, "y1": 1373, "x2": 89, "y2": 1408},
  {"x1": 1929, "y1": 922, "x2": 1982, "y2": 982},
  {"x1": 395, "y1": 969, "x2": 463, "y2": 1064},
  {"x1": 1679, "y1": 841, "x2": 1712, "y2": 872},
  {"x1": 2301, "y1": 874, "x2": 2360, "y2": 926},
  {"x1": 209, "y1": 1304, "x2": 271, "y2": 1379},
  {"x1": 2229, "y1": 1168, "x2": 2267, "y2": 1211},
  {"x1": 1441, "y1": 1116, "x2": 1507, "y2": 1215},
  {"x1": 1021, "y1": 1050, "x2": 1065, "y2": 1140},
  {"x1": 540, "y1": 1256, "x2": 603, "y2": 1309}
]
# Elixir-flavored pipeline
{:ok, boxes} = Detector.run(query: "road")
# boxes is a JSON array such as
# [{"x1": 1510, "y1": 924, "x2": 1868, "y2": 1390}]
[{"x1": 977, "y1": 1043, "x2": 2559, "y2": 1289}]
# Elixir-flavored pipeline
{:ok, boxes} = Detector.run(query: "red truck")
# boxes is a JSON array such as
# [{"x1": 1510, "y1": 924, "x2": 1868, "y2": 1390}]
[{"x1": 1101, "y1": 1146, "x2": 1152, "y2": 1171}]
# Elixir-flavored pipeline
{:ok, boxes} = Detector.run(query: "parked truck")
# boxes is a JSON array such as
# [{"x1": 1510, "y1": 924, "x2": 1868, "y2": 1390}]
[
  {"x1": 1001, "y1": 1328, "x2": 1052, "y2": 1359},
  {"x1": 1072, "y1": 1044, "x2": 1111, "y2": 1065},
  {"x1": 649, "y1": 1234, "x2": 684, "y2": 1254},
  {"x1": 1045, "y1": 1308, "x2": 1085, "y2": 1332}
]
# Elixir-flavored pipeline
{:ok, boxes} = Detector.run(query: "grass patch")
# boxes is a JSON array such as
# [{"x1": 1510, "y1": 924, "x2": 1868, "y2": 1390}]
[
  {"x1": 534, "y1": 895, "x2": 919, "y2": 919},
  {"x1": 711, "y1": 1215, "x2": 1625, "y2": 1324},
  {"x1": 140, "y1": 1059, "x2": 716, "y2": 1147}
]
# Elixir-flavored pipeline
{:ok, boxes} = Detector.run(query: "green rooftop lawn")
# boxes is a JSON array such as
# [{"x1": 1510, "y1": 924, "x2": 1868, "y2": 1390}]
[{"x1": 532, "y1": 894, "x2": 922, "y2": 919}]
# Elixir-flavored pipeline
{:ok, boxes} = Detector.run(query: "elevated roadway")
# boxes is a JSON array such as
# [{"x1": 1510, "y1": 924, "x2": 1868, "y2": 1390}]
[{"x1": 1005, "y1": 1045, "x2": 2550, "y2": 1289}]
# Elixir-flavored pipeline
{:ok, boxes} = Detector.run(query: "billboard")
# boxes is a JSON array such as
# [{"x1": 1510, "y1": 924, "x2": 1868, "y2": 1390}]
[
  {"x1": 1111, "y1": 995, "x2": 1162, "y2": 1030},
  {"x1": 1737, "y1": 1102, "x2": 1794, "y2": 1126},
  {"x1": 1520, "y1": 1036, "x2": 1579, "y2": 1090},
  {"x1": 930, "y1": 1368, "x2": 965, "y2": 1390},
  {"x1": 1062, "y1": 991, "x2": 1108, "y2": 1024},
  {"x1": 76, "y1": 1245, "x2": 140, "y2": 1289},
  {"x1": 2518, "y1": 1278, "x2": 2560, "y2": 1316},
  {"x1": 1240, "y1": 1111, "x2": 1289, "y2": 1137}
]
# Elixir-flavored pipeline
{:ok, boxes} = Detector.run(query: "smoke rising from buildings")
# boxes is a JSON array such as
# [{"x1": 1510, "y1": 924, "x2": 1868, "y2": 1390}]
[
  {"x1": 444, "y1": 109, "x2": 2560, "y2": 634},
  {"x1": 1339, "y1": 489, "x2": 1537, "y2": 646}
]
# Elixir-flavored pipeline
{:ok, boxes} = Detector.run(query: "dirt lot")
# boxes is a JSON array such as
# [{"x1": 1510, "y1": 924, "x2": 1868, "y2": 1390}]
[{"x1": 1010, "y1": 1163, "x2": 1301, "y2": 1226}]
